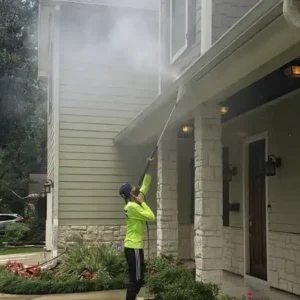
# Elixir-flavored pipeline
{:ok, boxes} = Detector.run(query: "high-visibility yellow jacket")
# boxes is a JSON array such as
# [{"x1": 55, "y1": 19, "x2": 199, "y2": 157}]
[{"x1": 124, "y1": 174, "x2": 155, "y2": 249}]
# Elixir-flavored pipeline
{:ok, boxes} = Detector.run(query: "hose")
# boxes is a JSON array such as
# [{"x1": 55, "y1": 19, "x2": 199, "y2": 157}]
[
  {"x1": 146, "y1": 222, "x2": 151, "y2": 300},
  {"x1": 26, "y1": 249, "x2": 68, "y2": 270}
]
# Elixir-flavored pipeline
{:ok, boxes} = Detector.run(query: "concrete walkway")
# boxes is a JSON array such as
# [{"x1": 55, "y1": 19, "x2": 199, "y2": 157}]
[
  {"x1": 0, "y1": 290, "x2": 127, "y2": 300},
  {"x1": 0, "y1": 252, "x2": 49, "y2": 266}
]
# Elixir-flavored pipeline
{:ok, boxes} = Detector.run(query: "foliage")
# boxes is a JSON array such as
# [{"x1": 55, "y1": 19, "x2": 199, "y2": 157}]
[
  {"x1": 147, "y1": 265, "x2": 193, "y2": 295},
  {"x1": 218, "y1": 296, "x2": 244, "y2": 300},
  {"x1": 0, "y1": 267, "x2": 126, "y2": 294},
  {"x1": 146, "y1": 253, "x2": 182, "y2": 275},
  {"x1": 147, "y1": 263, "x2": 218, "y2": 300},
  {"x1": 56, "y1": 244, "x2": 127, "y2": 281},
  {"x1": 0, "y1": 244, "x2": 128, "y2": 294},
  {"x1": 6, "y1": 261, "x2": 41, "y2": 279},
  {"x1": 26, "y1": 218, "x2": 45, "y2": 244},
  {"x1": 159, "y1": 280, "x2": 219, "y2": 300},
  {"x1": 0, "y1": 0, "x2": 47, "y2": 214},
  {"x1": 4, "y1": 223, "x2": 30, "y2": 245}
]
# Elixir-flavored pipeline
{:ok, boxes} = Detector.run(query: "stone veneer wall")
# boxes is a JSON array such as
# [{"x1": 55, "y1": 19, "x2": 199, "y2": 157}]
[
  {"x1": 223, "y1": 227, "x2": 244, "y2": 275},
  {"x1": 58, "y1": 224, "x2": 193, "y2": 260},
  {"x1": 269, "y1": 231, "x2": 300, "y2": 296}
]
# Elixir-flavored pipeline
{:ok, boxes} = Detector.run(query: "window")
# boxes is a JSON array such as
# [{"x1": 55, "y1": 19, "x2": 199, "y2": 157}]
[
  {"x1": 170, "y1": 0, "x2": 188, "y2": 63},
  {"x1": 0, "y1": 215, "x2": 15, "y2": 221},
  {"x1": 223, "y1": 147, "x2": 230, "y2": 226}
]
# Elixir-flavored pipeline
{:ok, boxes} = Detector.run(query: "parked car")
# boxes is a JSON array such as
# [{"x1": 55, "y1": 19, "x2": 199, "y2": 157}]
[{"x1": 0, "y1": 214, "x2": 24, "y2": 234}]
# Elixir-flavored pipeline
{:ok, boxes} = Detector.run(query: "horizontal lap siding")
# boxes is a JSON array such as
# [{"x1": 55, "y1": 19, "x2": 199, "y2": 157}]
[
  {"x1": 58, "y1": 5, "x2": 158, "y2": 225},
  {"x1": 212, "y1": 0, "x2": 260, "y2": 43}
]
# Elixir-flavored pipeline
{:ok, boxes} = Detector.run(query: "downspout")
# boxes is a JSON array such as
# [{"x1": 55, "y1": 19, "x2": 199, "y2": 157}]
[
  {"x1": 49, "y1": 4, "x2": 61, "y2": 268},
  {"x1": 283, "y1": 0, "x2": 300, "y2": 28}
]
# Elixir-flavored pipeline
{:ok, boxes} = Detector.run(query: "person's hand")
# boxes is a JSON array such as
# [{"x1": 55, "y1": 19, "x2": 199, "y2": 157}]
[
  {"x1": 130, "y1": 191, "x2": 143, "y2": 204},
  {"x1": 147, "y1": 157, "x2": 154, "y2": 165}
]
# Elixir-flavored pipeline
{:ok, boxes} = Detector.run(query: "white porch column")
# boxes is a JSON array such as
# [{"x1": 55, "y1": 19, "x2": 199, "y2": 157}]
[
  {"x1": 194, "y1": 102, "x2": 223, "y2": 285},
  {"x1": 157, "y1": 129, "x2": 178, "y2": 257}
]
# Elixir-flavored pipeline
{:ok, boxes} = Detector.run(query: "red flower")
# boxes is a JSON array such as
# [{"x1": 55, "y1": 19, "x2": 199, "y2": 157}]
[{"x1": 247, "y1": 292, "x2": 254, "y2": 299}]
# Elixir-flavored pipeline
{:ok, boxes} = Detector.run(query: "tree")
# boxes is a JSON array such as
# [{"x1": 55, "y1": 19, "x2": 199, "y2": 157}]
[{"x1": 0, "y1": 0, "x2": 47, "y2": 214}]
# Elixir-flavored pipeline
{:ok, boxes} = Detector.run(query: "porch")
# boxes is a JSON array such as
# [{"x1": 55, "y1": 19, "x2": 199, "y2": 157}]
[
  {"x1": 154, "y1": 56, "x2": 300, "y2": 297},
  {"x1": 221, "y1": 271, "x2": 300, "y2": 300}
]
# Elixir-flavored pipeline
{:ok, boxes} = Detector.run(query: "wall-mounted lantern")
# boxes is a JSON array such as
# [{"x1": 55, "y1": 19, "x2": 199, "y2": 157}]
[
  {"x1": 182, "y1": 125, "x2": 193, "y2": 133},
  {"x1": 284, "y1": 65, "x2": 300, "y2": 78},
  {"x1": 265, "y1": 155, "x2": 281, "y2": 176},
  {"x1": 44, "y1": 180, "x2": 54, "y2": 194},
  {"x1": 220, "y1": 106, "x2": 229, "y2": 115},
  {"x1": 224, "y1": 164, "x2": 237, "y2": 182}
]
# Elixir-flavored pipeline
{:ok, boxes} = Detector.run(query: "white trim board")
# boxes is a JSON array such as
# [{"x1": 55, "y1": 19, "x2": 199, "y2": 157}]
[
  {"x1": 242, "y1": 131, "x2": 270, "y2": 285},
  {"x1": 53, "y1": 5, "x2": 61, "y2": 255},
  {"x1": 170, "y1": 0, "x2": 188, "y2": 64}
]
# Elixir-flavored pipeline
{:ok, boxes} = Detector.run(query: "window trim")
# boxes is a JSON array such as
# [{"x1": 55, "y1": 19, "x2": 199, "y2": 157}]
[{"x1": 169, "y1": 0, "x2": 189, "y2": 64}]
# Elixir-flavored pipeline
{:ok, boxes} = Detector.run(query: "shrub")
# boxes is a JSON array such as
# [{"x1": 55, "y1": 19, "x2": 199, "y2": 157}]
[
  {"x1": 146, "y1": 257, "x2": 219, "y2": 300},
  {"x1": 0, "y1": 267, "x2": 126, "y2": 294},
  {"x1": 147, "y1": 265, "x2": 194, "y2": 296},
  {"x1": 4, "y1": 223, "x2": 30, "y2": 245},
  {"x1": 146, "y1": 253, "x2": 182, "y2": 275},
  {"x1": 0, "y1": 244, "x2": 128, "y2": 294},
  {"x1": 56, "y1": 244, "x2": 127, "y2": 280},
  {"x1": 26, "y1": 218, "x2": 45, "y2": 244},
  {"x1": 159, "y1": 280, "x2": 219, "y2": 300}
]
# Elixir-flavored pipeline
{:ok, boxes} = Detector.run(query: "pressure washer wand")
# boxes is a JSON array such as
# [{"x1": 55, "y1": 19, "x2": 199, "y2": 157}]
[
  {"x1": 137, "y1": 81, "x2": 184, "y2": 187},
  {"x1": 140, "y1": 81, "x2": 185, "y2": 300}
]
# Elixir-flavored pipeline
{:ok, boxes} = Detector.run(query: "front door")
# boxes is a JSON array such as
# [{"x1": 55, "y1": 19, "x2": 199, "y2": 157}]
[{"x1": 248, "y1": 139, "x2": 267, "y2": 280}]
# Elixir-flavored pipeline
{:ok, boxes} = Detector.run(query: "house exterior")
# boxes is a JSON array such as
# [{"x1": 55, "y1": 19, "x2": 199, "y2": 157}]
[{"x1": 38, "y1": 0, "x2": 300, "y2": 298}]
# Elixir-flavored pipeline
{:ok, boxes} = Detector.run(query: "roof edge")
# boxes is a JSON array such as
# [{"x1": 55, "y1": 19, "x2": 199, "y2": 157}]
[{"x1": 114, "y1": 0, "x2": 283, "y2": 145}]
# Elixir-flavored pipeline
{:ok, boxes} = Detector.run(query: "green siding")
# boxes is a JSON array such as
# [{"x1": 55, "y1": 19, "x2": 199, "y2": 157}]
[
  {"x1": 57, "y1": 5, "x2": 158, "y2": 225},
  {"x1": 222, "y1": 91, "x2": 300, "y2": 234}
]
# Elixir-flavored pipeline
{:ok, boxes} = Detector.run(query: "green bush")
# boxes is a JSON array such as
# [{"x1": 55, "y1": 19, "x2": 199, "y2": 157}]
[
  {"x1": 147, "y1": 265, "x2": 194, "y2": 296},
  {"x1": 148, "y1": 265, "x2": 219, "y2": 300},
  {"x1": 57, "y1": 244, "x2": 127, "y2": 280},
  {"x1": 0, "y1": 267, "x2": 126, "y2": 294},
  {"x1": 27, "y1": 218, "x2": 45, "y2": 244},
  {"x1": 146, "y1": 258, "x2": 219, "y2": 300},
  {"x1": 0, "y1": 244, "x2": 128, "y2": 294},
  {"x1": 217, "y1": 296, "x2": 244, "y2": 300},
  {"x1": 159, "y1": 280, "x2": 219, "y2": 300},
  {"x1": 4, "y1": 223, "x2": 30, "y2": 245},
  {"x1": 146, "y1": 253, "x2": 182, "y2": 275}
]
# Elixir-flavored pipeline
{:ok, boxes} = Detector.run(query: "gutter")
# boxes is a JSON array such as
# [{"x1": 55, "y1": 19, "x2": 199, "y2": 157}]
[{"x1": 114, "y1": 0, "x2": 283, "y2": 144}]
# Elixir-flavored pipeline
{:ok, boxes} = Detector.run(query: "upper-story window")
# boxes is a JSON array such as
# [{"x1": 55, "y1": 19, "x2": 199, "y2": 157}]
[{"x1": 170, "y1": 0, "x2": 188, "y2": 63}]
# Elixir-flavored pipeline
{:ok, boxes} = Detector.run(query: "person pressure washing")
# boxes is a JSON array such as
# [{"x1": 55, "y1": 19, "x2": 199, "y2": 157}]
[{"x1": 119, "y1": 158, "x2": 155, "y2": 300}]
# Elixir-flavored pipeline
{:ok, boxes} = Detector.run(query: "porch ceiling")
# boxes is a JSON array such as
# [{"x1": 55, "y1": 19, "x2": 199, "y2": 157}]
[{"x1": 114, "y1": 0, "x2": 300, "y2": 146}]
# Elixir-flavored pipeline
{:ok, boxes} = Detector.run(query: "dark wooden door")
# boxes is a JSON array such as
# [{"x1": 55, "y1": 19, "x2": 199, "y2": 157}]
[{"x1": 248, "y1": 139, "x2": 267, "y2": 280}]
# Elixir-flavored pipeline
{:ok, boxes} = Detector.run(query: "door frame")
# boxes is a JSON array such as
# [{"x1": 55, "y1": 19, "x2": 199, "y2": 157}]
[{"x1": 242, "y1": 131, "x2": 269, "y2": 285}]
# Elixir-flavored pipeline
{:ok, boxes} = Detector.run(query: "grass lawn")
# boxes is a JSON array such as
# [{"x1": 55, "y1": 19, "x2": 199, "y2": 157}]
[{"x1": 0, "y1": 247, "x2": 43, "y2": 255}]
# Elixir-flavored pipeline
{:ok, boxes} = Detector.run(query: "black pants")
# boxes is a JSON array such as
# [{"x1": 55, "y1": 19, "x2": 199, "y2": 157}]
[{"x1": 124, "y1": 247, "x2": 144, "y2": 300}]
